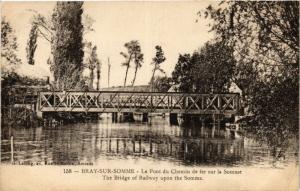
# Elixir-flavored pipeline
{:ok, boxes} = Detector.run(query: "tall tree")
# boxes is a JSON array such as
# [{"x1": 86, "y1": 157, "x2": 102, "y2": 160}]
[
  {"x1": 1, "y1": 17, "x2": 21, "y2": 75},
  {"x1": 26, "y1": 3, "x2": 94, "y2": 90},
  {"x1": 51, "y1": 1, "x2": 84, "y2": 90},
  {"x1": 150, "y1": 46, "x2": 166, "y2": 90},
  {"x1": 120, "y1": 40, "x2": 143, "y2": 87},
  {"x1": 131, "y1": 46, "x2": 143, "y2": 86}
]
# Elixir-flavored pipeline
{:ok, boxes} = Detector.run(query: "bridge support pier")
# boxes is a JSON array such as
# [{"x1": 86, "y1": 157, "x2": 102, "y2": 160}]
[
  {"x1": 142, "y1": 113, "x2": 148, "y2": 122},
  {"x1": 112, "y1": 112, "x2": 135, "y2": 122},
  {"x1": 169, "y1": 113, "x2": 178, "y2": 125},
  {"x1": 211, "y1": 114, "x2": 224, "y2": 138},
  {"x1": 112, "y1": 112, "x2": 123, "y2": 122}
]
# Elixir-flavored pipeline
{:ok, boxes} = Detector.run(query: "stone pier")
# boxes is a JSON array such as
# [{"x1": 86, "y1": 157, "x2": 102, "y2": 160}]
[{"x1": 142, "y1": 113, "x2": 148, "y2": 122}]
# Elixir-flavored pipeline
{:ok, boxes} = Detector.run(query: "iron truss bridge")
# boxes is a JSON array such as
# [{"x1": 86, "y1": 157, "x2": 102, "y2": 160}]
[{"x1": 38, "y1": 91, "x2": 240, "y2": 115}]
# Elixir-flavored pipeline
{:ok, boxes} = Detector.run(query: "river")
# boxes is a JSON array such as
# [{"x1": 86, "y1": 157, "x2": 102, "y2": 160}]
[{"x1": 1, "y1": 115, "x2": 298, "y2": 168}]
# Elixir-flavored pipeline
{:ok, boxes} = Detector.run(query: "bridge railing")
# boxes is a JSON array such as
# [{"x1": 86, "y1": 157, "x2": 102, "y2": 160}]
[{"x1": 38, "y1": 91, "x2": 240, "y2": 115}]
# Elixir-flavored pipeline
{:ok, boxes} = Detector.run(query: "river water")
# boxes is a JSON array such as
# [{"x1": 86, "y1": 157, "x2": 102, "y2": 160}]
[{"x1": 1, "y1": 115, "x2": 298, "y2": 168}]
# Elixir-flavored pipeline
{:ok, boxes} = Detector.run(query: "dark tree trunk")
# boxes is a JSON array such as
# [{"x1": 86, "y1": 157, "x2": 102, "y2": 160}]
[
  {"x1": 150, "y1": 68, "x2": 156, "y2": 91},
  {"x1": 124, "y1": 65, "x2": 129, "y2": 87},
  {"x1": 123, "y1": 54, "x2": 132, "y2": 87},
  {"x1": 131, "y1": 66, "x2": 138, "y2": 86}
]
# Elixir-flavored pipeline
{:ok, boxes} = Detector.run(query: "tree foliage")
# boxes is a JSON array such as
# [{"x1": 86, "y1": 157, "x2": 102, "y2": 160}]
[
  {"x1": 26, "y1": 11, "x2": 53, "y2": 66},
  {"x1": 150, "y1": 45, "x2": 166, "y2": 89},
  {"x1": 1, "y1": 17, "x2": 21, "y2": 75},
  {"x1": 202, "y1": 2, "x2": 298, "y2": 62},
  {"x1": 172, "y1": 54, "x2": 193, "y2": 92},
  {"x1": 1, "y1": 72, "x2": 48, "y2": 87},
  {"x1": 120, "y1": 40, "x2": 143, "y2": 87},
  {"x1": 202, "y1": 1, "x2": 298, "y2": 83},
  {"x1": 172, "y1": 41, "x2": 235, "y2": 93},
  {"x1": 193, "y1": 42, "x2": 235, "y2": 93}
]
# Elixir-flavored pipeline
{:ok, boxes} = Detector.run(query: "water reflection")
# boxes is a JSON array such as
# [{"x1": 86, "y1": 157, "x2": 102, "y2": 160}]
[{"x1": 1, "y1": 116, "x2": 298, "y2": 167}]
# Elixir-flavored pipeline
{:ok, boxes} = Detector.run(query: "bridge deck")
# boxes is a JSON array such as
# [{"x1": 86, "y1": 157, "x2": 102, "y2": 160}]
[{"x1": 38, "y1": 91, "x2": 240, "y2": 115}]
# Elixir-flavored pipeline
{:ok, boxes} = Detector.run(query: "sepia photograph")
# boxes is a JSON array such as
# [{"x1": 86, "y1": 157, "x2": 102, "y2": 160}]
[{"x1": 0, "y1": 1, "x2": 299, "y2": 191}]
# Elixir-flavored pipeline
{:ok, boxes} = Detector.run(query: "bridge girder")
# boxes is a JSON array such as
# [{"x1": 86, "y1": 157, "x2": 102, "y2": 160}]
[{"x1": 38, "y1": 91, "x2": 240, "y2": 115}]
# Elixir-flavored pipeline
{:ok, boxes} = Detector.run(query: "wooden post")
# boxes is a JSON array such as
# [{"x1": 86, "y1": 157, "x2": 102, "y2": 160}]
[
  {"x1": 11, "y1": 136, "x2": 14, "y2": 164},
  {"x1": 116, "y1": 139, "x2": 119, "y2": 153},
  {"x1": 132, "y1": 140, "x2": 135, "y2": 153},
  {"x1": 150, "y1": 139, "x2": 152, "y2": 154},
  {"x1": 139, "y1": 139, "x2": 142, "y2": 153},
  {"x1": 109, "y1": 139, "x2": 111, "y2": 152}
]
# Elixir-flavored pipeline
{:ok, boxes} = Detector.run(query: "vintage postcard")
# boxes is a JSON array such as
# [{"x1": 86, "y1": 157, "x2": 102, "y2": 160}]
[{"x1": 1, "y1": 1, "x2": 299, "y2": 191}]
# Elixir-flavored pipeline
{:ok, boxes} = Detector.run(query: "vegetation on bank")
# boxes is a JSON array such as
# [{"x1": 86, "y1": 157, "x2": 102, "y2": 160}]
[
  {"x1": 202, "y1": 1, "x2": 298, "y2": 133},
  {"x1": 198, "y1": 1, "x2": 299, "y2": 157}
]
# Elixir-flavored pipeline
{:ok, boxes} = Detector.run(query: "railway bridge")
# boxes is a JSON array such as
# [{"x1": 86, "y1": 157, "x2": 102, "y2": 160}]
[{"x1": 37, "y1": 91, "x2": 240, "y2": 123}]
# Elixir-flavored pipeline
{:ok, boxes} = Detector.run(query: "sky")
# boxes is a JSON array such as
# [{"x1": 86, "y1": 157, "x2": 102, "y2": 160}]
[{"x1": 1, "y1": 1, "x2": 215, "y2": 88}]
